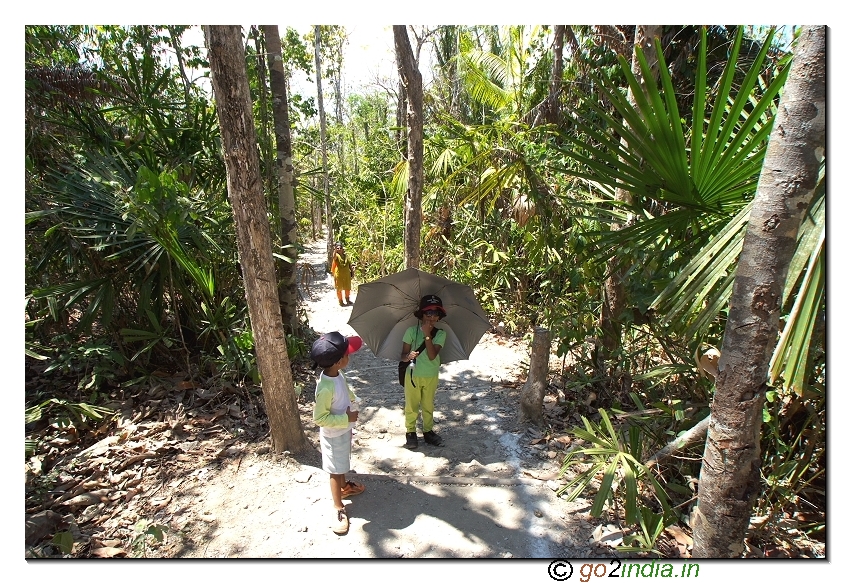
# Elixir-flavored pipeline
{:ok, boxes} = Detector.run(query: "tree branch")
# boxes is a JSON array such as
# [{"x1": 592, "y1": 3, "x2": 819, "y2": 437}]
[{"x1": 644, "y1": 415, "x2": 709, "y2": 469}]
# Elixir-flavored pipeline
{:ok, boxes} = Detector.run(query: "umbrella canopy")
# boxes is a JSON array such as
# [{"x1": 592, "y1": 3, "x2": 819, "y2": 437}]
[{"x1": 347, "y1": 268, "x2": 491, "y2": 364}]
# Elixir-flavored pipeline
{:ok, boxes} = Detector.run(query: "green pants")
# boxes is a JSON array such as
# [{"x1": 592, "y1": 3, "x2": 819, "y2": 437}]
[{"x1": 404, "y1": 374, "x2": 438, "y2": 433}]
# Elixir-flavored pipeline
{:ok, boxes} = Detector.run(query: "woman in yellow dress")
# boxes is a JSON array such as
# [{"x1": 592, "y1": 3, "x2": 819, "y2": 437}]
[{"x1": 331, "y1": 242, "x2": 354, "y2": 306}]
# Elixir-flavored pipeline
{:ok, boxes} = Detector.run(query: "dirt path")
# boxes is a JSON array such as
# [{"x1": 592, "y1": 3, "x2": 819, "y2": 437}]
[{"x1": 150, "y1": 237, "x2": 615, "y2": 559}]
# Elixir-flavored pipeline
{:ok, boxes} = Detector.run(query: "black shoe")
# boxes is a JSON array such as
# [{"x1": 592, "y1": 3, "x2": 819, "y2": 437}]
[
  {"x1": 423, "y1": 430, "x2": 443, "y2": 447},
  {"x1": 404, "y1": 432, "x2": 419, "y2": 449},
  {"x1": 339, "y1": 301, "x2": 345, "y2": 306},
  {"x1": 346, "y1": 299, "x2": 354, "y2": 306}
]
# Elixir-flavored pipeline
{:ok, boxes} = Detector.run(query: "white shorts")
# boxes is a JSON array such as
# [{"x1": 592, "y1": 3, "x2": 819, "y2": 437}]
[{"x1": 320, "y1": 431, "x2": 351, "y2": 474}]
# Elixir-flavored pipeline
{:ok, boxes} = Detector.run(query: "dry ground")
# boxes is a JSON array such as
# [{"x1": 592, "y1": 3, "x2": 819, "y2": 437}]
[{"x1": 25, "y1": 237, "x2": 622, "y2": 561}]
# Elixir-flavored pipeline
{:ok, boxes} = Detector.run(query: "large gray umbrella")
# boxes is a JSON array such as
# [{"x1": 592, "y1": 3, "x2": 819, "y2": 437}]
[{"x1": 347, "y1": 268, "x2": 491, "y2": 364}]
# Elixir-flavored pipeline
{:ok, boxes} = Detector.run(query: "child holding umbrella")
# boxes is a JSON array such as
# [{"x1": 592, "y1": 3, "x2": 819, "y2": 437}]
[{"x1": 400, "y1": 295, "x2": 447, "y2": 449}]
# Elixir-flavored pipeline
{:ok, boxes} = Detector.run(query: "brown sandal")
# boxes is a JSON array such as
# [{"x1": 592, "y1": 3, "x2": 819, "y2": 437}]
[{"x1": 341, "y1": 480, "x2": 365, "y2": 498}]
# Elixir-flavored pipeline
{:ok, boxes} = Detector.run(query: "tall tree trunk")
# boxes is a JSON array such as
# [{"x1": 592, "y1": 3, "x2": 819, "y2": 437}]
[
  {"x1": 204, "y1": 25, "x2": 308, "y2": 454},
  {"x1": 261, "y1": 25, "x2": 298, "y2": 334},
  {"x1": 396, "y1": 80, "x2": 407, "y2": 155},
  {"x1": 251, "y1": 26, "x2": 275, "y2": 200},
  {"x1": 314, "y1": 26, "x2": 334, "y2": 269},
  {"x1": 310, "y1": 175, "x2": 319, "y2": 239},
  {"x1": 597, "y1": 25, "x2": 661, "y2": 381},
  {"x1": 544, "y1": 25, "x2": 565, "y2": 125},
  {"x1": 691, "y1": 25, "x2": 825, "y2": 558},
  {"x1": 350, "y1": 128, "x2": 359, "y2": 175},
  {"x1": 563, "y1": 26, "x2": 584, "y2": 71},
  {"x1": 451, "y1": 26, "x2": 462, "y2": 118},
  {"x1": 332, "y1": 42, "x2": 346, "y2": 175},
  {"x1": 393, "y1": 25, "x2": 423, "y2": 270}
]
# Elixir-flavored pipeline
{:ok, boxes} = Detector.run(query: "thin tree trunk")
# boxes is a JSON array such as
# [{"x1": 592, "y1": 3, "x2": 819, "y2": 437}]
[
  {"x1": 261, "y1": 24, "x2": 298, "y2": 334},
  {"x1": 451, "y1": 26, "x2": 462, "y2": 117},
  {"x1": 166, "y1": 26, "x2": 192, "y2": 105},
  {"x1": 310, "y1": 175, "x2": 318, "y2": 239},
  {"x1": 252, "y1": 26, "x2": 275, "y2": 201},
  {"x1": 520, "y1": 327, "x2": 551, "y2": 425},
  {"x1": 351, "y1": 129, "x2": 359, "y2": 175},
  {"x1": 204, "y1": 25, "x2": 308, "y2": 454},
  {"x1": 314, "y1": 26, "x2": 334, "y2": 269},
  {"x1": 563, "y1": 25, "x2": 580, "y2": 58},
  {"x1": 544, "y1": 25, "x2": 565, "y2": 125},
  {"x1": 691, "y1": 25, "x2": 825, "y2": 558},
  {"x1": 396, "y1": 80, "x2": 407, "y2": 155},
  {"x1": 333, "y1": 44, "x2": 346, "y2": 175},
  {"x1": 393, "y1": 25, "x2": 423, "y2": 269}
]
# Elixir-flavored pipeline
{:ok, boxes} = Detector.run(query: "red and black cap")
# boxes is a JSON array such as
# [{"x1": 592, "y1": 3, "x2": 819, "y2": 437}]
[
  {"x1": 310, "y1": 332, "x2": 363, "y2": 368},
  {"x1": 414, "y1": 294, "x2": 446, "y2": 319}
]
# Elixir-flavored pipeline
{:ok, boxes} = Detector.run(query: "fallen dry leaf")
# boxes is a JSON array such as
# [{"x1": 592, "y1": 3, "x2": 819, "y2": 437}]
[
  {"x1": 64, "y1": 492, "x2": 105, "y2": 508},
  {"x1": 91, "y1": 546, "x2": 127, "y2": 558},
  {"x1": 665, "y1": 524, "x2": 693, "y2": 548},
  {"x1": 90, "y1": 538, "x2": 124, "y2": 549}
]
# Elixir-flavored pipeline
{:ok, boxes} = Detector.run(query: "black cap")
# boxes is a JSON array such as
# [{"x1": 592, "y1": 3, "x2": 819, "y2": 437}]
[
  {"x1": 415, "y1": 294, "x2": 446, "y2": 318},
  {"x1": 310, "y1": 332, "x2": 363, "y2": 368}
]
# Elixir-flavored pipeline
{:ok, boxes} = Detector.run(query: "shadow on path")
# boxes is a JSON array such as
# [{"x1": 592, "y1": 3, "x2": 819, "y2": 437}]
[{"x1": 288, "y1": 236, "x2": 600, "y2": 558}]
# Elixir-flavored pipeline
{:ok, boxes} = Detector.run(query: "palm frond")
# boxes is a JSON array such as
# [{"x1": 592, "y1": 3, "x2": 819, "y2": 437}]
[{"x1": 769, "y1": 208, "x2": 825, "y2": 395}]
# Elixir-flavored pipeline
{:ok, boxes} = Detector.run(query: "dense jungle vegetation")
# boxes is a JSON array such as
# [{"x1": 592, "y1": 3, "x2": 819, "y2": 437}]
[{"x1": 24, "y1": 25, "x2": 824, "y2": 557}]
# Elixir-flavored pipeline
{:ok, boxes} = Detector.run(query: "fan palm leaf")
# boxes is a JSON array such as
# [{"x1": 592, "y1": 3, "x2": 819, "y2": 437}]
[
  {"x1": 554, "y1": 26, "x2": 788, "y2": 261},
  {"x1": 768, "y1": 227, "x2": 824, "y2": 396},
  {"x1": 550, "y1": 27, "x2": 825, "y2": 394},
  {"x1": 27, "y1": 153, "x2": 224, "y2": 338},
  {"x1": 651, "y1": 172, "x2": 824, "y2": 390}
]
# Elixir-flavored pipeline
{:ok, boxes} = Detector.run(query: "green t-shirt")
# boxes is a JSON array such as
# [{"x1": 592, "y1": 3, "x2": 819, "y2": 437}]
[{"x1": 402, "y1": 325, "x2": 446, "y2": 378}]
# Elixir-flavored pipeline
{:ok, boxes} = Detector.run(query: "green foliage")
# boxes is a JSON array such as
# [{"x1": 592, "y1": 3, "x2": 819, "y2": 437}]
[
  {"x1": 26, "y1": 398, "x2": 116, "y2": 456},
  {"x1": 285, "y1": 334, "x2": 308, "y2": 361},
  {"x1": 198, "y1": 298, "x2": 257, "y2": 383},
  {"x1": 25, "y1": 23, "x2": 270, "y2": 405},
  {"x1": 757, "y1": 388, "x2": 825, "y2": 532},
  {"x1": 26, "y1": 158, "x2": 236, "y2": 375},
  {"x1": 457, "y1": 25, "x2": 551, "y2": 121},
  {"x1": 558, "y1": 410, "x2": 673, "y2": 524},
  {"x1": 26, "y1": 397, "x2": 115, "y2": 427},
  {"x1": 131, "y1": 520, "x2": 169, "y2": 557},
  {"x1": 555, "y1": 27, "x2": 788, "y2": 273},
  {"x1": 52, "y1": 531, "x2": 75, "y2": 555},
  {"x1": 121, "y1": 309, "x2": 178, "y2": 363},
  {"x1": 619, "y1": 507, "x2": 667, "y2": 555},
  {"x1": 42, "y1": 338, "x2": 127, "y2": 395}
]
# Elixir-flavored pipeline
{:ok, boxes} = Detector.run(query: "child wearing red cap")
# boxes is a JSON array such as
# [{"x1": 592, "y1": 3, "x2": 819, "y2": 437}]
[{"x1": 310, "y1": 332, "x2": 365, "y2": 535}]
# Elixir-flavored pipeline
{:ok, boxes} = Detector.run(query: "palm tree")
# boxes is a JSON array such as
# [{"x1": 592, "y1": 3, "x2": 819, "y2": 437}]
[
  {"x1": 549, "y1": 27, "x2": 818, "y2": 379},
  {"x1": 692, "y1": 25, "x2": 825, "y2": 557}
]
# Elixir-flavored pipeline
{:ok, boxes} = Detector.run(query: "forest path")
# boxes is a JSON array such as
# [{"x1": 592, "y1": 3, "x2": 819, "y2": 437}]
[
  {"x1": 220, "y1": 235, "x2": 613, "y2": 558},
  {"x1": 150, "y1": 236, "x2": 616, "y2": 559}
]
